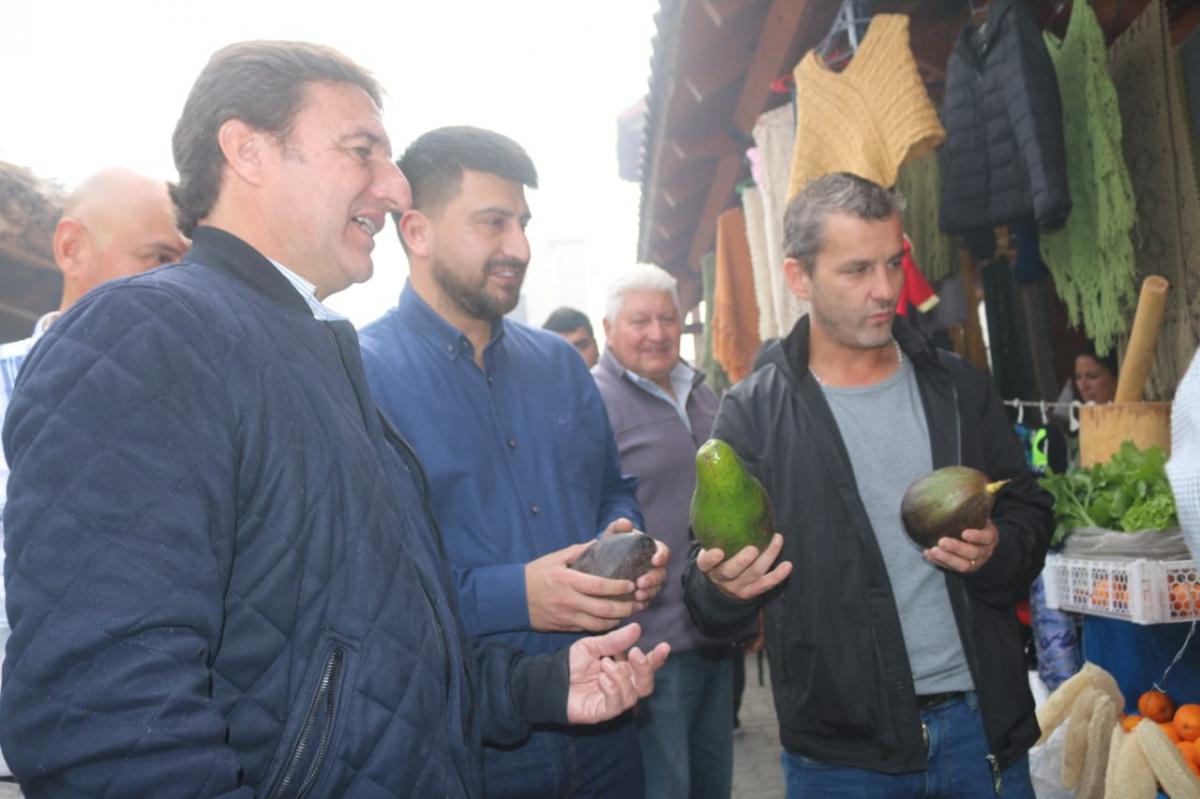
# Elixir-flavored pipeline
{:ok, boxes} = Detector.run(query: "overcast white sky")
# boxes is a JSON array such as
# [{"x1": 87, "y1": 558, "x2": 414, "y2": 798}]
[{"x1": 0, "y1": 1, "x2": 658, "y2": 331}]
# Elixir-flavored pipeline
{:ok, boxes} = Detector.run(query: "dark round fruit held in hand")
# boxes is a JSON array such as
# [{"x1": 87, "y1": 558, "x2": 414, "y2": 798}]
[
  {"x1": 900, "y1": 466, "x2": 1008, "y2": 549},
  {"x1": 570, "y1": 531, "x2": 656, "y2": 588}
]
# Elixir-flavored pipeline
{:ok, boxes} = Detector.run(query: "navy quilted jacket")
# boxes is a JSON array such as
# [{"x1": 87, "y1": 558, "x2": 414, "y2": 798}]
[
  {"x1": 939, "y1": 0, "x2": 1071, "y2": 235},
  {"x1": 0, "y1": 227, "x2": 565, "y2": 797}
]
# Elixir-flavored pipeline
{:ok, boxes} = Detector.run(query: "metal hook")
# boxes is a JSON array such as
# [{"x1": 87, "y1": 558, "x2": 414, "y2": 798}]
[
  {"x1": 1069, "y1": 401, "x2": 1081, "y2": 434},
  {"x1": 1040, "y1": 400, "x2": 1048, "y2": 426},
  {"x1": 1016, "y1": 402, "x2": 1025, "y2": 426}
]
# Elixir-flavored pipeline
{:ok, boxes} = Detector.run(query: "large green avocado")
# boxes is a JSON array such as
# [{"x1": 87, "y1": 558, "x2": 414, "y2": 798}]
[
  {"x1": 900, "y1": 465, "x2": 1009, "y2": 549},
  {"x1": 689, "y1": 439, "x2": 775, "y2": 553}
]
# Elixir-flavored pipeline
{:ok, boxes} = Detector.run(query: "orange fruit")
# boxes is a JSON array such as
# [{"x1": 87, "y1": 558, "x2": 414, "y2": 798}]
[
  {"x1": 1140, "y1": 690, "x2": 1177, "y2": 723},
  {"x1": 1092, "y1": 578, "x2": 1111, "y2": 605},
  {"x1": 1174, "y1": 704, "x2": 1200, "y2": 742},
  {"x1": 1180, "y1": 748, "x2": 1200, "y2": 777},
  {"x1": 1171, "y1": 583, "x2": 1190, "y2": 611},
  {"x1": 1122, "y1": 714, "x2": 1144, "y2": 732},
  {"x1": 1161, "y1": 721, "x2": 1182, "y2": 742},
  {"x1": 1178, "y1": 739, "x2": 1196, "y2": 760}
]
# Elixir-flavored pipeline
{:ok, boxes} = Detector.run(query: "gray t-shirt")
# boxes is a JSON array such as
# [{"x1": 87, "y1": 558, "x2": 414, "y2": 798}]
[{"x1": 822, "y1": 359, "x2": 974, "y2": 694}]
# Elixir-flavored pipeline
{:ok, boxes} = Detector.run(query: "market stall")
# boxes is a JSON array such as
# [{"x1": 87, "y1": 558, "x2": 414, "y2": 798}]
[{"x1": 629, "y1": 0, "x2": 1200, "y2": 793}]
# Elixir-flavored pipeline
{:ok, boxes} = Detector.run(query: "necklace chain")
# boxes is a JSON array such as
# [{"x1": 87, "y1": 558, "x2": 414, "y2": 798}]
[{"x1": 809, "y1": 339, "x2": 903, "y2": 387}]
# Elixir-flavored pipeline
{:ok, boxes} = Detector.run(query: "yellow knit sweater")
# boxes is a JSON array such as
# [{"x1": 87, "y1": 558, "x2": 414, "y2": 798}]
[{"x1": 786, "y1": 14, "x2": 945, "y2": 200}]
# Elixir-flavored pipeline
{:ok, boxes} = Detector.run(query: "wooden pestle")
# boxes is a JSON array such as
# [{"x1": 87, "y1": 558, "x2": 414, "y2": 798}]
[{"x1": 1113, "y1": 276, "x2": 1170, "y2": 403}]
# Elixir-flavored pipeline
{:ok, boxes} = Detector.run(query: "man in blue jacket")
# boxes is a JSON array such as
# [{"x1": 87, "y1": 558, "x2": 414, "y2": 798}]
[
  {"x1": 1, "y1": 41, "x2": 667, "y2": 797},
  {"x1": 359, "y1": 126, "x2": 669, "y2": 798}
]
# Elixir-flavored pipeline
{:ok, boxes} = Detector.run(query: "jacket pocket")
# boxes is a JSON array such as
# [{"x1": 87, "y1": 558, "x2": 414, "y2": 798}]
[{"x1": 266, "y1": 636, "x2": 353, "y2": 799}]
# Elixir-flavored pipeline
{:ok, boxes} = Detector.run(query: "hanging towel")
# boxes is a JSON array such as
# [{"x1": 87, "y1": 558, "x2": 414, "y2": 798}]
[
  {"x1": 895, "y1": 151, "x2": 959, "y2": 284},
  {"x1": 741, "y1": 187, "x2": 779, "y2": 341},
  {"x1": 753, "y1": 105, "x2": 810, "y2": 335},
  {"x1": 1037, "y1": 1, "x2": 1137, "y2": 356},
  {"x1": 1108, "y1": 0, "x2": 1200, "y2": 400},
  {"x1": 786, "y1": 14, "x2": 944, "y2": 201},
  {"x1": 713, "y1": 207, "x2": 762, "y2": 383}
]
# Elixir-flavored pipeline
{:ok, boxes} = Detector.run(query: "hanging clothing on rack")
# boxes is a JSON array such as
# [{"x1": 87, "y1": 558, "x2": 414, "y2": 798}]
[
  {"x1": 895, "y1": 239, "x2": 939, "y2": 317},
  {"x1": 1037, "y1": 0, "x2": 1137, "y2": 358},
  {"x1": 1108, "y1": 0, "x2": 1200, "y2": 400},
  {"x1": 786, "y1": 14, "x2": 944, "y2": 200},
  {"x1": 699, "y1": 251, "x2": 731, "y2": 397},
  {"x1": 752, "y1": 105, "x2": 809, "y2": 336},
  {"x1": 981, "y1": 256, "x2": 1033, "y2": 401},
  {"x1": 895, "y1": 150, "x2": 959, "y2": 284},
  {"x1": 741, "y1": 187, "x2": 779, "y2": 342},
  {"x1": 940, "y1": 0, "x2": 1071, "y2": 236},
  {"x1": 712, "y1": 207, "x2": 762, "y2": 383}
]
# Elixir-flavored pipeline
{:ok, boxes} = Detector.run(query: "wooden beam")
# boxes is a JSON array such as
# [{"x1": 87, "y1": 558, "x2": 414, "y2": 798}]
[
  {"x1": 688, "y1": 0, "x2": 809, "y2": 270},
  {"x1": 668, "y1": 129, "x2": 741, "y2": 162},
  {"x1": 700, "y1": 0, "x2": 761, "y2": 28},
  {"x1": 650, "y1": 232, "x2": 695, "y2": 266},
  {"x1": 682, "y1": 43, "x2": 755, "y2": 103},
  {"x1": 661, "y1": 164, "x2": 714, "y2": 209},
  {"x1": 653, "y1": 197, "x2": 705, "y2": 241}
]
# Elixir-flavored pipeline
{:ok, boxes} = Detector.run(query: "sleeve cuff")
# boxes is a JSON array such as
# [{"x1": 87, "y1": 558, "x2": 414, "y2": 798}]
[
  {"x1": 510, "y1": 649, "x2": 570, "y2": 726},
  {"x1": 471, "y1": 563, "x2": 532, "y2": 635}
]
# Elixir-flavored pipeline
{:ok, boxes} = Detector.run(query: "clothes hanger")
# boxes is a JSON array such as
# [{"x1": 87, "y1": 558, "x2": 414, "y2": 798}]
[
  {"x1": 967, "y1": 0, "x2": 992, "y2": 38},
  {"x1": 817, "y1": 0, "x2": 873, "y2": 69}
]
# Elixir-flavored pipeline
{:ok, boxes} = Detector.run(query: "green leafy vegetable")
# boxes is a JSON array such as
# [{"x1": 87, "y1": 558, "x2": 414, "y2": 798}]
[{"x1": 1037, "y1": 442, "x2": 1179, "y2": 547}]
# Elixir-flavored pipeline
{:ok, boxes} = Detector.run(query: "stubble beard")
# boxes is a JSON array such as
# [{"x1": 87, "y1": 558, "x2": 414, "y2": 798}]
[
  {"x1": 811, "y1": 298, "x2": 894, "y2": 351},
  {"x1": 432, "y1": 256, "x2": 523, "y2": 322}
]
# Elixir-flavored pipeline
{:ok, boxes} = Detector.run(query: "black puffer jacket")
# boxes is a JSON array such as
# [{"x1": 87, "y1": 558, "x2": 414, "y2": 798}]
[
  {"x1": 683, "y1": 316, "x2": 1053, "y2": 776},
  {"x1": 939, "y1": 0, "x2": 1071, "y2": 235}
]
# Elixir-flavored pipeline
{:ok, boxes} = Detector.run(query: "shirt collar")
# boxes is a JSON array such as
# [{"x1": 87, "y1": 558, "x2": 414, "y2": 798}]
[
  {"x1": 624, "y1": 359, "x2": 695, "y2": 396},
  {"x1": 267, "y1": 259, "x2": 346, "y2": 321},
  {"x1": 397, "y1": 280, "x2": 504, "y2": 362},
  {"x1": 31, "y1": 311, "x2": 60, "y2": 341}
]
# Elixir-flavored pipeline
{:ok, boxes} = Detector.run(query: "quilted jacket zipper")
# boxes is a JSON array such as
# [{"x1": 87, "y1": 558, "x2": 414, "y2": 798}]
[
  {"x1": 270, "y1": 644, "x2": 345, "y2": 799},
  {"x1": 320, "y1": 322, "x2": 474, "y2": 795}
]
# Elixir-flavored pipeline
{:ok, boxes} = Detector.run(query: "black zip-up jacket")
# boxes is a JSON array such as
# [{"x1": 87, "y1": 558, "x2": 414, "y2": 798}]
[{"x1": 683, "y1": 316, "x2": 1053, "y2": 775}]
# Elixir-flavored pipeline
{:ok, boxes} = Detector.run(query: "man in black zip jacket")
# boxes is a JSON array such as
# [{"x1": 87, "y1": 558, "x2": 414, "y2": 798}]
[
  {"x1": 683, "y1": 173, "x2": 1052, "y2": 798},
  {"x1": 0, "y1": 41, "x2": 667, "y2": 797}
]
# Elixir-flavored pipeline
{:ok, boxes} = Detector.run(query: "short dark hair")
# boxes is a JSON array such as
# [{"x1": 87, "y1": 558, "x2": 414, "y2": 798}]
[
  {"x1": 542, "y1": 307, "x2": 593, "y2": 336},
  {"x1": 398, "y1": 126, "x2": 538, "y2": 215},
  {"x1": 783, "y1": 172, "x2": 905, "y2": 273},
  {"x1": 1077, "y1": 343, "x2": 1119, "y2": 376},
  {"x1": 170, "y1": 40, "x2": 382, "y2": 236}
]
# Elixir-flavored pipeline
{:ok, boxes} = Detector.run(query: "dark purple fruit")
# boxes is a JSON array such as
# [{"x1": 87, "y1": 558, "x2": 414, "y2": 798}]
[
  {"x1": 570, "y1": 531, "x2": 656, "y2": 592},
  {"x1": 900, "y1": 466, "x2": 1009, "y2": 549}
]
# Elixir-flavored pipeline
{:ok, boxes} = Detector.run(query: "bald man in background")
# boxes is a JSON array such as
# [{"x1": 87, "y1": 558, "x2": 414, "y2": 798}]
[{"x1": 0, "y1": 167, "x2": 185, "y2": 784}]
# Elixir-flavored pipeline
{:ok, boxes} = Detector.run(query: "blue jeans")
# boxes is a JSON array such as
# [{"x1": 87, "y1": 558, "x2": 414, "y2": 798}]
[
  {"x1": 636, "y1": 648, "x2": 734, "y2": 799},
  {"x1": 782, "y1": 692, "x2": 1034, "y2": 798},
  {"x1": 482, "y1": 713, "x2": 644, "y2": 799}
]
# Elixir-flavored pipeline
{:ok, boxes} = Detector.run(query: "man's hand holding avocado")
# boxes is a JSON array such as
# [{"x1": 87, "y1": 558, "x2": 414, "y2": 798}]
[
  {"x1": 923, "y1": 519, "x2": 999, "y2": 574},
  {"x1": 696, "y1": 533, "x2": 793, "y2": 600},
  {"x1": 526, "y1": 517, "x2": 670, "y2": 633}
]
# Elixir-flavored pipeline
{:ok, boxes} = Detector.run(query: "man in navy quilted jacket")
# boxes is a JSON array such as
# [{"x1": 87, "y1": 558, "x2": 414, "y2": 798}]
[{"x1": 0, "y1": 40, "x2": 667, "y2": 797}]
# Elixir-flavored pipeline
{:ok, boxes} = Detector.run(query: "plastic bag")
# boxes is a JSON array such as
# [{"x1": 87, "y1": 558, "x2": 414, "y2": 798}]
[
  {"x1": 1029, "y1": 721, "x2": 1075, "y2": 799},
  {"x1": 1061, "y1": 527, "x2": 1191, "y2": 560}
]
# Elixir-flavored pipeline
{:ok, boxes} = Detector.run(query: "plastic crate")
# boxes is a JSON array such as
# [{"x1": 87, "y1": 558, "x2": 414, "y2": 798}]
[{"x1": 1041, "y1": 553, "x2": 1200, "y2": 624}]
